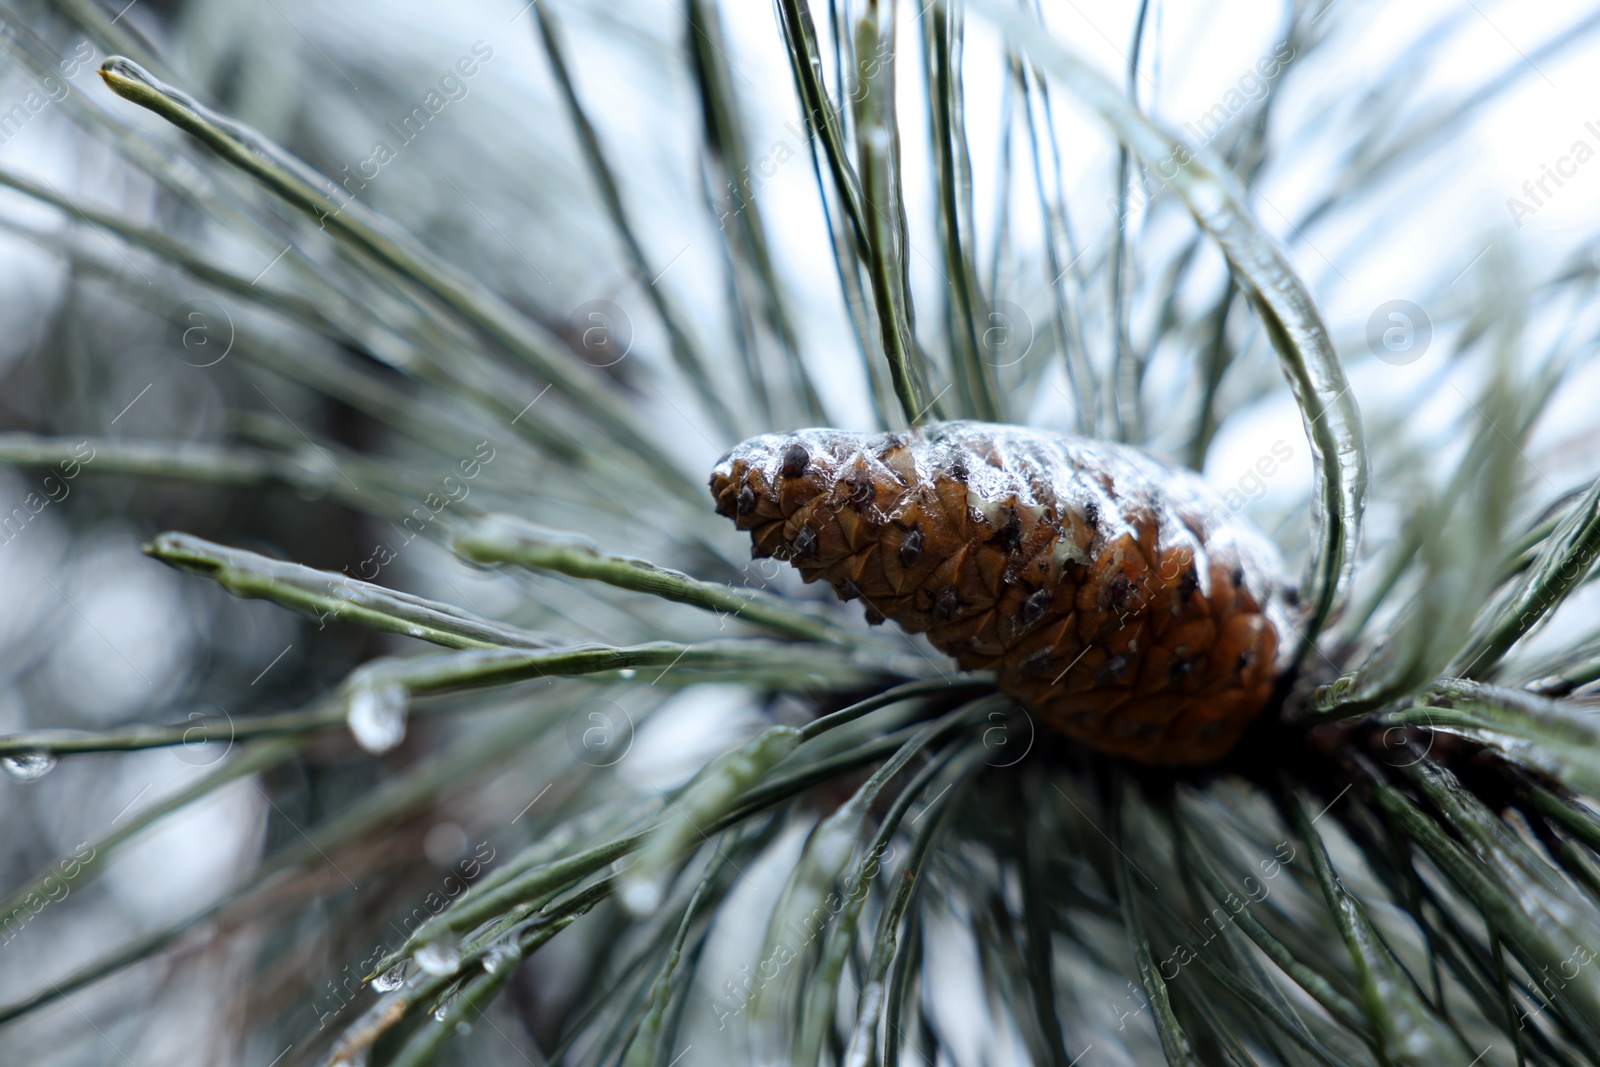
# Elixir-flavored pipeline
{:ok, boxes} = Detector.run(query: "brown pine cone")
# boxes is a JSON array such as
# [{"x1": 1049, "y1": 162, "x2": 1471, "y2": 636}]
[{"x1": 709, "y1": 422, "x2": 1297, "y2": 765}]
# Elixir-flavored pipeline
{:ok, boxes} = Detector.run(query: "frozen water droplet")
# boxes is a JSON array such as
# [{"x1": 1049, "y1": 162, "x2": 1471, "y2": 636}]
[
  {"x1": 620, "y1": 876, "x2": 664, "y2": 918},
  {"x1": 482, "y1": 943, "x2": 518, "y2": 974},
  {"x1": 348, "y1": 682, "x2": 408, "y2": 754},
  {"x1": 2, "y1": 751, "x2": 57, "y2": 782},
  {"x1": 618, "y1": 668, "x2": 636, "y2": 679},
  {"x1": 415, "y1": 936, "x2": 461, "y2": 976},
  {"x1": 372, "y1": 961, "x2": 407, "y2": 992},
  {"x1": 433, "y1": 1004, "x2": 448, "y2": 1022}
]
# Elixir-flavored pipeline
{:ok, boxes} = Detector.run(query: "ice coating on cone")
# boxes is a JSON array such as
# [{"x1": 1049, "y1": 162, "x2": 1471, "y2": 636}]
[{"x1": 709, "y1": 421, "x2": 1297, "y2": 765}]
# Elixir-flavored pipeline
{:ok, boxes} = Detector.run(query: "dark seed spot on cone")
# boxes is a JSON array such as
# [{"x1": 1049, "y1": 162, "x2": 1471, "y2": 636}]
[
  {"x1": 792, "y1": 526, "x2": 818, "y2": 560},
  {"x1": 1179, "y1": 567, "x2": 1200, "y2": 600},
  {"x1": 845, "y1": 473, "x2": 875, "y2": 508},
  {"x1": 736, "y1": 485, "x2": 757, "y2": 516},
  {"x1": 933, "y1": 588, "x2": 960, "y2": 621},
  {"x1": 990, "y1": 512, "x2": 1022, "y2": 554},
  {"x1": 1169, "y1": 658, "x2": 1198, "y2": 683},
  {"x1": 1231, "y1": 566, "x2": 1245, "y2": 588},
  {"x1": 1095, "y1": 654, "x2": 1131, "y2": 687},
  {"x1": 1083, "y1": 502, "x2": 1100, "y2": 532},
  {"x1": 898, "y1": 526, "x2": 923, "y2": 568},
  {"x1": 1019, "y1": 587, "x2": 1052, "y2": 628},
  {"x1": 1107, "y1": 573, "x2": 1135, "y2": 612},
  {"x1": 780, "y1": 442, "x2": 811, "y2": 478}
]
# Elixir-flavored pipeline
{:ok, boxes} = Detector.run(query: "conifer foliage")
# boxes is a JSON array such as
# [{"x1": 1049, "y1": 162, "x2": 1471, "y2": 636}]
[{"x1": 2, "y1": 2, "x2": 1600, "y2": 1066}]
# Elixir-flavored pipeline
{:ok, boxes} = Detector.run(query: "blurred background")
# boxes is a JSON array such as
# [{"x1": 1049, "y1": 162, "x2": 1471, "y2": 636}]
[{"x1": 4, "y1": 0, "x2": 1600, "y2": 1064}]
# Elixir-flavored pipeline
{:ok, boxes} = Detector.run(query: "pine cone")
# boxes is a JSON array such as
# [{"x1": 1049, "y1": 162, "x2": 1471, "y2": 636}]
[{"x1": 710, "y1": 422, "x2": 1296, "y2": 765}]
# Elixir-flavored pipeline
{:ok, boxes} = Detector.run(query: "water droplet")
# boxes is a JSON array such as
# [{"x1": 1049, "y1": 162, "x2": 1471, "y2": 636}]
[
  {"x1": 372, "y1": 961, "x2": 406, "y2": 992},
  {"x1": 618, "y1": 668, "x2": 636, "y2": 679},
  {"x1": 433, "y1": 1004, "x2": 449, "y2": 1022},
  {"x1": 2, "y1": 751, "x2": 57, "y2": 782},
  {"x1": 482, "y1": 943, "x2": 518, "y2": 974},
  {"x1": 455, "y1": 1022, "x2": 473, "y2": 1035},
  {"x1": 620, "y1": 876, "x2": 664, "y2": 917},
  {"x1": 347, "y1": 682, "x2": 408, "y2": 754},
  {"x1": 415, "y1": 936, "x2": 461, "y2": 976}
]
